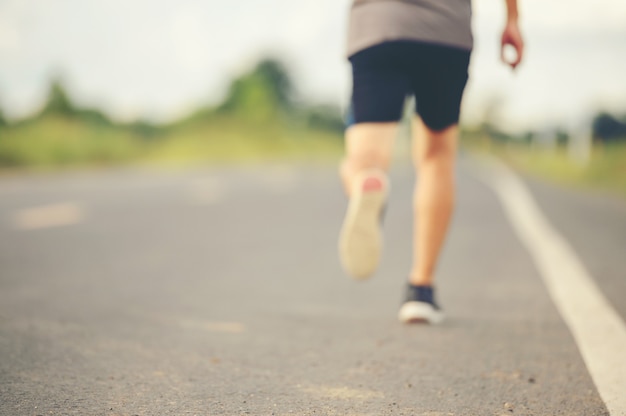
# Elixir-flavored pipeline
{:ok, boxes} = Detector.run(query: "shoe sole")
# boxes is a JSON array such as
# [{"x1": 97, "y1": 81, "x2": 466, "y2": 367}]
[
  {"x1": 398, "y1": 301, "x2": 445, "y2": 325},
  {"x1": 339, "y1": 170, "x2": 388, "y2": 280}
]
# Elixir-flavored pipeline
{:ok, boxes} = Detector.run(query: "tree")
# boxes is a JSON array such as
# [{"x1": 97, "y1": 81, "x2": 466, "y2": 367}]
[
  {"x1": 218, "y1": 58, "x2": 295, "y2": 121},
  {"x1": 555, "y1": 128, "x2": 569, "y2": 147},
  {"x1": 0, "y1": 106, "x2": 6, "y2": 128},
  {"x1": 38, "y1": 77, "x2": 112, "y2": 126},
  {"x1": 42, "y1": 78, "x2": 76, "y2": 117},
  {"x1": 254, "y1": 59, "x2": 293, "y2": 110},
  {"x1": 592, "y1": 112, "x2": 626, "y2": 143},
  {"x1": 304, "y1": 105, "x2": 344, "y2": 133}
]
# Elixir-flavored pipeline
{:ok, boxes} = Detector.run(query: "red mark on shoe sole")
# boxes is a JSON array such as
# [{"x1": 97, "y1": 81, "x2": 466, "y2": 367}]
[{"x1": 362, "y1": 177, "x2": 383, "y2": 192}]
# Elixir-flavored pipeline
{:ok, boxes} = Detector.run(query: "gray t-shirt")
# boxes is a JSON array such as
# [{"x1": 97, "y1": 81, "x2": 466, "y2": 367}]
[{"x1": 346, "y1": 0, "x2": 473, "y2": 57}]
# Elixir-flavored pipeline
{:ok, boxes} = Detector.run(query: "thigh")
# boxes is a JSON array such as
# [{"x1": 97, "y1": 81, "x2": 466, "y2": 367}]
[
  {"x1": 349, "y1": 43, "x2": 411, "y2": 124},
  {"x1": 409, "y1": 43, "x2": 471, "y2": 131}
]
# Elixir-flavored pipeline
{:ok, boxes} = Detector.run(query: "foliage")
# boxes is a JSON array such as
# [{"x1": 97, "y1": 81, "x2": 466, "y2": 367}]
[
  {"x1": 462, "y1": 129, "x2": 626, "y2": 197},
  {"x1": 41, "y1": 78, "x2": 76, "y2": 117},
  {"x1": 218, "y1": 58, "x2": 295, "y2": 122},
  {"x1": 143, "y1": 117, "x2": 342, "y2": 165},
  {"x1": 302, "y1": 105, "x2": 345, "y2": 133},
  {"x1": 0, "y1": 57, "x2": 344, "y2": 171},
  {"x1": 592, "y1": 112, "x2": 626, "y2": 143},
  {"x1": 210, "y1": 58, "x2": 346, "y2": 132},
  {"x1": 254, "y1": 59, "x2": 294, "y2": 110},
  {"x1": 0, "y1": 117, "x2": 143, "y2": 168},
  {"x1": 38, "y1": 77, "x2": 113, "y2": 127}
]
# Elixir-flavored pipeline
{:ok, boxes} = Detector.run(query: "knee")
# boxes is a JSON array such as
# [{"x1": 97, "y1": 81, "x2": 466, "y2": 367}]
[
  {"x1": 421, "y1": 139, "x2": 455, "y2": 162},
  {"x1": 346, "y1": 146, "x2": 392, "y2": 169},
  {"x1": 413, "y1": 124, "x2": 458, "y2": 165},
  {"x1": 344, "y1": 122, "x2": 397, "y2": 171}
]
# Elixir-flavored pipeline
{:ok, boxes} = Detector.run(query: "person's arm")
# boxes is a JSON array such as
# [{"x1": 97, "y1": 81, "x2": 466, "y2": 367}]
[{"x1": 501, "y1": 0, "x2": 524, "y2": 69}]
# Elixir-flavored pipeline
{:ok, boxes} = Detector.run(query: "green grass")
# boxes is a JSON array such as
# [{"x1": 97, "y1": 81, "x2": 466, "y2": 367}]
[
  {"x1": 463, "y1": 135, "x2": 626, "y2": 197},
  {"x1": 142, "y1": 117, "x2": 342, "y2": 166},
  {"x1": 4, "y1": 116, "x2": 624, "y2": 198},
  {"x1": 0, "y1": 117, "x2": 143, "y2": 169},
  {"x1": 0, "y1": 116, "x2": 343, "y2": 172}
]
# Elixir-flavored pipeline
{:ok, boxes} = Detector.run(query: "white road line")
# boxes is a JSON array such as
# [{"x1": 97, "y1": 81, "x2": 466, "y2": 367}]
[
  {"x1": 187, "y1": 177, "x2": 225, "y2": 205},
  {"x1": 260, "y1": 167, "x2": 298, "y2": 193},
  {"x1": 477, "y1": 157, "x2": 626, "y2": 416},
  {"x1": 14, "y1": 202, "x2": 84, "y2": 230},
  {"x1": 178, "y1": 319, "x2": 245, "y2": 334}
]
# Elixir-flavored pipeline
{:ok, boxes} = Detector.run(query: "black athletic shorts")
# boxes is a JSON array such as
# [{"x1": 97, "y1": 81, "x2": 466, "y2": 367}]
[{"x1": 348, "y1": 41, "x2": 471, "y2": 131}]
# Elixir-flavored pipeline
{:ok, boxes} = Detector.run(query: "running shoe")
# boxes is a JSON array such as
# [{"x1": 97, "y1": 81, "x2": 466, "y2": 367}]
[
  {"x1": 338, "y1": 169, "x2": 389, "y2": 280},
  {"x1": 398, "y1": 284, "x2": 444, "y2": 324}
]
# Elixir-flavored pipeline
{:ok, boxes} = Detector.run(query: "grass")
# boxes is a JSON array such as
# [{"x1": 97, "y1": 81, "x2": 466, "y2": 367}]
[
  {"x1": 463, "y1": 134, "x2": 626, "y2": 198},
  {"x1": 0, "y1": 115, "x2": 343, "y2": 172},
  {"x1": 5, "y1": 116, "x2": 623, "y2": 199},
  {"x1": 142, "y1": 117, "x2": 343, "y2": 166},
  {"x1": 0, "y1": 117, "x2": 143, "y2": 169}
]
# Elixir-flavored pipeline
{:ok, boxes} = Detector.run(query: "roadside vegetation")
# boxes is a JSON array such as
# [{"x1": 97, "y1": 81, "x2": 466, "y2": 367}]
[
  {"x1": 462, "y1": 115, "x2": 626, "y2": 197},
  {"x1": 1, "y1": 59, "x2": 624, "y2": 198},
  {"x1": 0, "y1": 59, "x2": 344, "y2": 172}
]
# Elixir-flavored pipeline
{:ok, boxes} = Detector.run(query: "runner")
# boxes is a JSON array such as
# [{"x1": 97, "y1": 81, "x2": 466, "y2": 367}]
[{"x1": 338, "y1": 0, "x2": 524, "y2": 323}]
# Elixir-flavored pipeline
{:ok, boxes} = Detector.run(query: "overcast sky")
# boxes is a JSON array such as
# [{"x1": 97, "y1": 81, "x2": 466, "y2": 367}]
[{"x1": 1, "y1": 0, "x2": 625, "y2": 131}]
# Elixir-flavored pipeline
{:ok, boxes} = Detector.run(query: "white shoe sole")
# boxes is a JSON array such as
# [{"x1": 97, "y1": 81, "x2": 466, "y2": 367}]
[
  {"x1": 338, "y1": 170, "x2": 388, "y2": 280},
  {"x1": 398, "y1": 301, "x2": 445, "y2": 324}
]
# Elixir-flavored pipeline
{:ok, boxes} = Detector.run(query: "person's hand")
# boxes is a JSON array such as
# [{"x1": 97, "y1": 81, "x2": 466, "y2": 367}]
[{"x1": 501, "y1": 20, "x2": 524, "y2": 69}]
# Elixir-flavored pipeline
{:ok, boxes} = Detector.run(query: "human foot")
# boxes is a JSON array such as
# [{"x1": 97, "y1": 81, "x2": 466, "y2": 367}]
[
  {"x1": 398, "y1": 284, "x2": 444, "y2": 324},
  {"x1": 338, "y1": 169, "x2": 389, "y2": 280}
]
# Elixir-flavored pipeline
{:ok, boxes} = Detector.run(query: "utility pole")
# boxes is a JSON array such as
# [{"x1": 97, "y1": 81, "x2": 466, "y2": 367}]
[{"x1": 568, "y1": 124, "x2": 592, "y2": 166}]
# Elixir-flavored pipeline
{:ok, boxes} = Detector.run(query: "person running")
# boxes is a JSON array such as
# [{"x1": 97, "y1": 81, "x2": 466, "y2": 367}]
[{"x1": 338, "y1": 0, "x2": 524, "y2": 323}]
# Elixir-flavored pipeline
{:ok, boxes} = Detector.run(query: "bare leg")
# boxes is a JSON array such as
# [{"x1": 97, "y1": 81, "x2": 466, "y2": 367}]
[
  {"x1": 340, "y1": 122, "x2": 397, "y2": 195},
  {"x1": 338, "y1": 122, "x2": 397, "y2": 279},
  {"x1": 410, "y1": 117, "x2": 458, "y2": 286}
]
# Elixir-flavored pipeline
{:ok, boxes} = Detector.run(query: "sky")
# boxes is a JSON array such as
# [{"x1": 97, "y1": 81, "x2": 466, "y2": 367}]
[{"x1": 0, "y1": 0, "x2": 625, "y2": 132}]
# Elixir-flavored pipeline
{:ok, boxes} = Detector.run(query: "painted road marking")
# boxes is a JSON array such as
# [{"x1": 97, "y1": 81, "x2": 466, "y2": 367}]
[
  {"x1": 178, "y1": 319, "x2": 245, "y2": 334},
  {"x1": 187, "y1": 177, "x2": 225, "y2": 205},
  {"x1": 260, "y1": 167, "x2": 298, "y2": 193},
  {"x1": 478, "y1": 157, "x2": 626, "y2": 416},
  {"x1": 301, "y1": 385, "x2": 385, "y2": 400},
  {"x1": 14, "y1": 202, "x2": 84, "y2": 230}
]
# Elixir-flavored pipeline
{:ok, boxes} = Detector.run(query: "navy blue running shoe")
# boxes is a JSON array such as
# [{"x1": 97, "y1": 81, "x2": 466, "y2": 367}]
[{"x1": 398, "y1": 284, "x2": 444, "y2": 324}]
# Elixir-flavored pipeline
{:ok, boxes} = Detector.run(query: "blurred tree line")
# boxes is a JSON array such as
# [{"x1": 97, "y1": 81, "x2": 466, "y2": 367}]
[
  {"x1": 177, "y1": 59, "x2": 344, "y2": 132},
  {"x1": 592, "y1": 113, "x2": 626, "y2": 143},
  {"x1": 0, "y1": 57, "x2": 345, "y2": 169},
  {"x1": 0, "y1": 58, "x2": 343, "y2": 134},
  {"x1": 459, "y1": 100, "x2": 626, "y2": 196},
  {"x1": 465, "y1": 112, "x2": 626, "y2": 147},
  {"x1": 2, "y1": 56, "x2": 626, "y2": 170}
]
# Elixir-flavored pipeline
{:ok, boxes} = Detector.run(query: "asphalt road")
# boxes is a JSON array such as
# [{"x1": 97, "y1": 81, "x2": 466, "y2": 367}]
[{"x1": 0, "y1": 159, "x2": 624, "y2": 415}]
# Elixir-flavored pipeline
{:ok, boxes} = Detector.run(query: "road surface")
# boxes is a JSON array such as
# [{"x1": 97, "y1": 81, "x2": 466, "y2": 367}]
[{"x1": 0, "y1": 158, "x2": 624, "y2": 415}]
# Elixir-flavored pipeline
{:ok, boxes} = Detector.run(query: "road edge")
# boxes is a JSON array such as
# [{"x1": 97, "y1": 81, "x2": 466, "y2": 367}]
[{"x1": 469, "y1": 155, "x2": 626, "y2": 416}]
